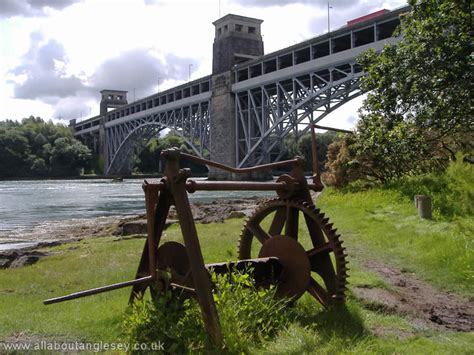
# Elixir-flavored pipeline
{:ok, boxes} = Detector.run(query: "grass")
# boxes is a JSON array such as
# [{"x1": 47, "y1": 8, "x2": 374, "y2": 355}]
[
  {"x1": 317, "y1": 188, "x2": 473, "y2": 297},
  {"x1": 0, "y1": 189, "x2": 473, "y2": 353}
]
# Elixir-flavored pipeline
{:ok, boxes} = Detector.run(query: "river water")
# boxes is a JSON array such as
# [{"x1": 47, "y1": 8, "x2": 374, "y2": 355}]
[{"x1": 0, "y1": 179, "x2": 272, "y2": 250}]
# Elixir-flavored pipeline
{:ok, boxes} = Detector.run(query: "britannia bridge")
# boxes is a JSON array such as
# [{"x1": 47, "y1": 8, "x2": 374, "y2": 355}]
[{"x1": 71, "y1": 6, "x2": 408, "y2": 178}]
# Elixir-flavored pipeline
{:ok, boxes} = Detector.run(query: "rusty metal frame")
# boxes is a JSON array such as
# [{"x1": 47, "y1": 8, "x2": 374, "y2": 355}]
[{"x1": 44, "y1": 124, "x2": 337, "y2": 347}]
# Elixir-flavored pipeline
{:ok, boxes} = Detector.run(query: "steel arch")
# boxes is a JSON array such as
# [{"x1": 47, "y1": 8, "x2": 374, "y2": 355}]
[
  {"x1": 235, "y1": 63, "x2": 363, "y2": 167},
  {"x1": 105, "y1": 101, "x2": 210, "y2": 175}
]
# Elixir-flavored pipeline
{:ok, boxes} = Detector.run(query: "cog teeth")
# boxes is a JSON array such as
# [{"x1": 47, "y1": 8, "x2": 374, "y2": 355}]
[{"x1": 239, "y1": 197, "x2": 349, "y2": 305}]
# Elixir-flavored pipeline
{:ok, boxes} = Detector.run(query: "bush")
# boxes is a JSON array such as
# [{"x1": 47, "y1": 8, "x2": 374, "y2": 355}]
[
  {"x1": 445, "y1": 154, "x2": 474, "y2": 216},
  {"x1": 384, "y1": 155, "x2": 473, "y2": 218},
  {"x1": 122, "y1": 270, "x2": 294, "y2": 353}
]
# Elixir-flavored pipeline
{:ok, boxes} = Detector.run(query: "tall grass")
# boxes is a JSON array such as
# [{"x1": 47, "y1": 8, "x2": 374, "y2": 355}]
[
  {"x1": 384, "y1": 155, "x2": 473, "y2": 218},
  {"x1": 318, "y1": 187, "x2": 473, "y2": 296}
]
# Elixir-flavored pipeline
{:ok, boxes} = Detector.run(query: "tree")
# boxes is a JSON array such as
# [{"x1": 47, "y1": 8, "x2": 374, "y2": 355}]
[
  {"x1": 134, "y1": 132, "x2": 207, "y2": 174},
  {"x1": 297, "y1": 131, "x2": 338, "y2": 172},
  {"x1": 355, "y1": 0, "x2": 473, "y2": 181},
  {"x1": 0, "y1": 129, "x2": 30, "y2": 177},
  {"x1": 50, "y1": 137, "x2": 92, "y2": 176},
  {"x1": 0, "y1": 117, "x2": 92, "y2": 178},
  {"x1": 135, "y1": 137, "x2": 161, "y2": 173}
]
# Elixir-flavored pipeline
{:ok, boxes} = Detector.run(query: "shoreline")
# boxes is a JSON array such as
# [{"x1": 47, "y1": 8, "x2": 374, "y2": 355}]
[
  {"x1": 0, "y1": 197, "x2": 263, "y2": 268},
  {"x1": 0, "y1": 172, "x2": 209, "y2": 182}
]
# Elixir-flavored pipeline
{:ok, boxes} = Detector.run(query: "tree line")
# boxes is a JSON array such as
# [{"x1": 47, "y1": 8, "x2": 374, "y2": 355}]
[
  {"x1": 0, "y1": 117, "x2": 339, "y2": 178},
  {"x1": 0, "y1": 117, "x2": 92, "y2": 178}
]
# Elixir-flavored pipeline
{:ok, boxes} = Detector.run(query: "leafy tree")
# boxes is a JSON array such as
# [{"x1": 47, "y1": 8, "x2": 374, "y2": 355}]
[
  {"x1": 282, "y1": 131, "x2": 339, "y2": 172},
  {"x1": 135, "y1": 137, "x2": 161, "y2": 173},
  {"x1": 297, "y1": 131, "x2": 338, "y2": 172},
  {"x1": 30, "y1": 157, "x2": 49, "y2": 176},
  {"x1": 0, "y1": 129, "x2": 30, "y2": 177},
  {"x1": 50, "y1": 137, "x2": 92, "y2": 176},
  {"x1": 134, "y1": 132, "x2": 207, "y2": 174},
  {"x1": 355, "y1": 0, "x2": 473, "y2": 181},
  {"x1": 0, "y1": 116, "x2": 92, "y2": 178}
]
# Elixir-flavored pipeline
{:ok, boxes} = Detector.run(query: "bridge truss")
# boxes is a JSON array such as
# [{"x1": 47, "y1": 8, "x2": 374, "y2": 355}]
[
  {"x1": 235, "y1": 62, "x2": 363, "y2": 168},
  {"x1": 106, "y1": 100, "x2": 210, "y2": 175}
]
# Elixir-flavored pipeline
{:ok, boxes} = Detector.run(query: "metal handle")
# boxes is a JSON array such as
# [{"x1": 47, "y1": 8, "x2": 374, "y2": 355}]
[{"x1": 177, "y1": 152, "x2": 301, "y2": 173}]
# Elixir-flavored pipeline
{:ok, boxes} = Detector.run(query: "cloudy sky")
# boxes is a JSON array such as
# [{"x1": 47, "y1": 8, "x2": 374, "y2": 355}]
[{"x1": 1, "y1": 0, "x2": 407, "y2": 128}]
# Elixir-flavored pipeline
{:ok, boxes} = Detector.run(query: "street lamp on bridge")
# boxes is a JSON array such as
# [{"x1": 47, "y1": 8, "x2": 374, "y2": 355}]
[{"x1": 328, "y1": 1, "x2": 332, "y2": 33}]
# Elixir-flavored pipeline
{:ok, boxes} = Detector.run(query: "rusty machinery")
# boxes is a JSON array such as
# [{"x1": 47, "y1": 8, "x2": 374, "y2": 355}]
[{"x1": 44, "y1": 126, "x2": 349, "y2": 347}]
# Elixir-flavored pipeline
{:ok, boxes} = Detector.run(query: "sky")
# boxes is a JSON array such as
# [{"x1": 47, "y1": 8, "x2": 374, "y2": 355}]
[{"x1": 0, "y1": 0, "x2": 407, "y2": 129}]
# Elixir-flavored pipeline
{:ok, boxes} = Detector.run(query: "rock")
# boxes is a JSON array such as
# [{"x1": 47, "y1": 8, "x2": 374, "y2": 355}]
[
  {"x1": 227, "y1": 211, "x2": 246, "y2": 219},
  {"x1": 121, "y1": 219, "x2": 178, "y2": 236},
  {"x1": 0, "y1": 251, "x2": 50, "y2": 269},
  {"x1": 0, "y1": 258, "x2": 11, "y2": 268},
  {"x1": 121, "y1": 220, "x2": 148, "y2": 236},
  {"x1": 165, "y1": 219, "x2": 178, "y2": 229},
  {"x1": 10, "y1": 255, "x2": 40, "y2": 268},
  {"x1": 35, "y1": 241, "x2": 61, "y2": 248}
]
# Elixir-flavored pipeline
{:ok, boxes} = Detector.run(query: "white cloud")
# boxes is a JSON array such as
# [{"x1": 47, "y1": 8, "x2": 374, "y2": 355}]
[
  {"x1": 10, "y1": 34, "x2": 85, "y2": 101},
  {"x1": 230, "y1": 0, "x2": 358, "y2": 7},
  {"x1": 1, "y1": 0, "x2": 407, "y2": 125},
  {"x1": 0, "y1": 0, "x2": 82, "y2": 18}
]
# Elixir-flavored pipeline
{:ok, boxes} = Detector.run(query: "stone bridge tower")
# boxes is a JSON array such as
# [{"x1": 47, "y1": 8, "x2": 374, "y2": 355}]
[
  {"x1": 99, "y1": 90, "x2": 128, "y2": 173},
  {"x1": 209, "y1": 14, "x2": 264, "y2": 179}
]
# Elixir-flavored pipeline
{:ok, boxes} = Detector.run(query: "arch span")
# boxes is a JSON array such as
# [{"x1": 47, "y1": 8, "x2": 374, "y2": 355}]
[
  {"x1": 105, "y1": 102, "x2": 210, "y2": 175},
  {"x1": 235, "y1": 64, "x2": 363, "y2": 167}
]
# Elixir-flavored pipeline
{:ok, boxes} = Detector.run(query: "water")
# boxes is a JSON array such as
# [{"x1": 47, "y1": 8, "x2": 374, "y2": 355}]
[{"x1": 0, "y1": 179, "x2": 272, "y2": 250}]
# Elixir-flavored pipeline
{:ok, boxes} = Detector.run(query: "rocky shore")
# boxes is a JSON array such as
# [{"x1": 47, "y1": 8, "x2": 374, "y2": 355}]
[{"x1": 0, "y1": 198, "x2": 262, "y2": 269}]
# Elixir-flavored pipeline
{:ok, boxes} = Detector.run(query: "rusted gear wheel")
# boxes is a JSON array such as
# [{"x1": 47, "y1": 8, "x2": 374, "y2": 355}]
[{"x1": 239, "y1": 198, "x2": 348, "y2": 307}]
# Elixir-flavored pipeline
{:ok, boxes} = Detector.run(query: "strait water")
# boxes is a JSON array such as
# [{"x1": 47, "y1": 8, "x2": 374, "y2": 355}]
[{"x1": 0, "y1": 179, "x2": 271, "y2": 250}]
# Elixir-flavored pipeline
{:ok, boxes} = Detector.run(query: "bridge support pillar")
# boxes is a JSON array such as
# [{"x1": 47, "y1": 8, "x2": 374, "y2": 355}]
[
  {"x1": 209, "y1": 71, "x2": 235, "y2": 180},
  {"x1": 99, "y1": 117, "x2": 107, "y2": 175},
  {"x1": 208, "y1": 13, "x2": 265, "y2": 180}
]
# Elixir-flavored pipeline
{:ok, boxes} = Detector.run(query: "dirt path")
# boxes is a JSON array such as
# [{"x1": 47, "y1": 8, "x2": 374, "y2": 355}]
[{"x1": 353, "y1": 259, "x2": 474, "y2": 332}]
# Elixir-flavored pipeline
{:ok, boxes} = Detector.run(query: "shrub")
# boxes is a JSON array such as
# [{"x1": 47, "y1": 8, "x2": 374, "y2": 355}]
[
  {"x1": 384, "y1": 155, "x2": 473, "y2": 218},
  {"x1": 445, "y1": 154, "x2": 474, "y2": 216},
  {"x1": 122, "y1": 270, "x2": 294, "y2": 353},
  {"x1": 322, "y1": 138, "x2": 359, "y2": 188}
]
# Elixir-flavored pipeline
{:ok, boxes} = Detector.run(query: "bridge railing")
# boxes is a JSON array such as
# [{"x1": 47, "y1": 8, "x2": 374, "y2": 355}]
[
  {"x1": 232, "y1": 5, "x2": 408, "y2": 86},
  {"x1": 73, "y1": 75, "x2": 212, "y2": 136}
]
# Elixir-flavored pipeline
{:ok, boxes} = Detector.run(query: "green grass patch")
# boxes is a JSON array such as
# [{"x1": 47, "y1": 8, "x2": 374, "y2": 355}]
[
  {"x1": 1, "y1": 196, "x2": 473, "y2": 353},
  {"x1": 318, "y1": 188, "x2": 473, "y2": 296}
]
